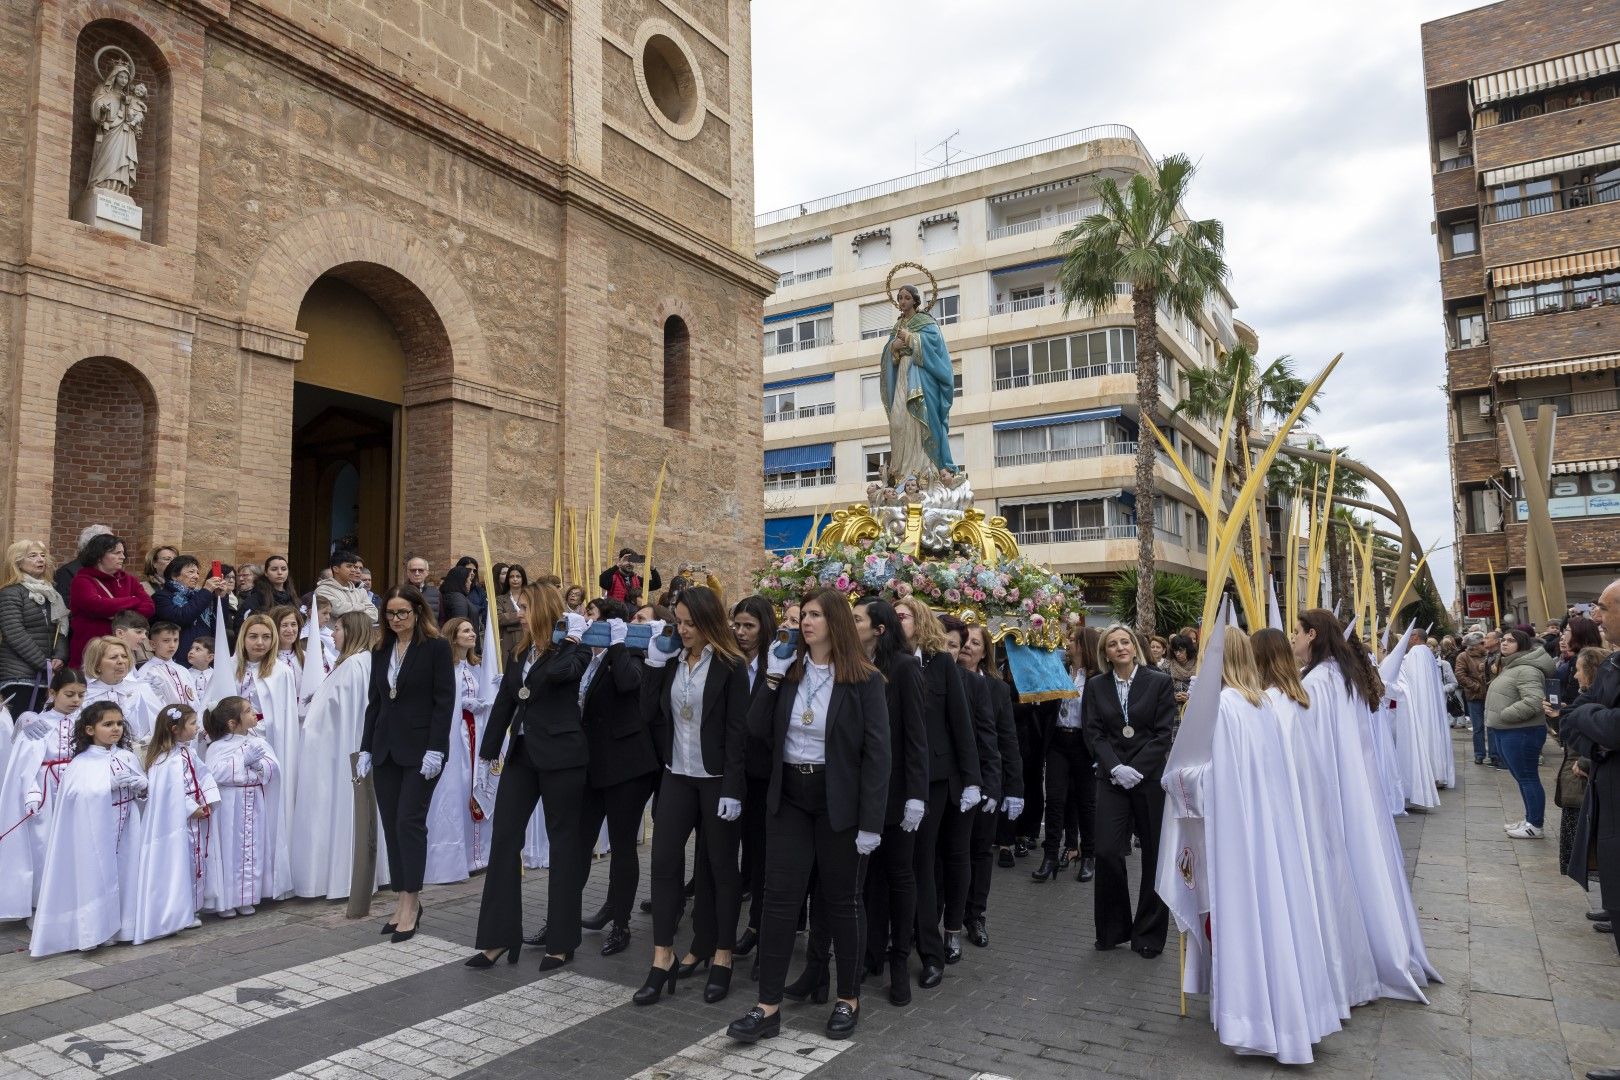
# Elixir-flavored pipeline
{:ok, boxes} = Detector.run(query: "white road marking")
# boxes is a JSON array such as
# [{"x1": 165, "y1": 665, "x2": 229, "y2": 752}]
[
  {"x1": 268, "y1": 971, "x2": 623, "y2": 1079},
  {"x1": 3, "y1": 935, "x2": 468, "y2": 1080},
  {"x1": 627, "y1": 1025, "x2": 853, "y2": 1080}
]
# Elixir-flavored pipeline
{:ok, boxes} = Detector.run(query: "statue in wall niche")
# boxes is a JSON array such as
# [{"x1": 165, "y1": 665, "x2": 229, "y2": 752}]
[{"x1": 84, "y1": 47, "x2": 144, "y2": 198}]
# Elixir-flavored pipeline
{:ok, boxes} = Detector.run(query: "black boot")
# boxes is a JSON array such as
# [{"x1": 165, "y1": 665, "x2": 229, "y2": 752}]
[
  {"x1": 1031, "y1": 857, "x2": 1057, "y2": 882},
  {"x1": 580, "y1": 906, "x2": 610, "y2": 932},
  {"x1": 888, "y1": 955, "x2": 911, "y2": 1006},
  {"x1": 782, "y1": 961, "x2": 830, "y2": 1004},
  {"x1": 1077, "y1": 856, "x2": 1096, "y2": 882},
  {"x1": 997, "y1": 847, "x2": 1015, "y2": 868},
  {"x1": 601, "y1": 923, "x2": 631, "y2": 956},
  {"x1": 734, "y1": 927, "x2": 759, "y2": 957}
]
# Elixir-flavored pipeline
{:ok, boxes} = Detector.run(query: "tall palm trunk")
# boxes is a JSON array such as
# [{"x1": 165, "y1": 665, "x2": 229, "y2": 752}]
[{"x1": 1132, "y1": 288, "x2": 1159, "y2": 638}]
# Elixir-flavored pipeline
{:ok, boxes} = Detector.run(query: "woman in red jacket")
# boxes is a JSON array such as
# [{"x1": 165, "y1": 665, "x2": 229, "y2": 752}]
[{"x1": 67, "y1": 534, "x2": 155, "y2": 666}]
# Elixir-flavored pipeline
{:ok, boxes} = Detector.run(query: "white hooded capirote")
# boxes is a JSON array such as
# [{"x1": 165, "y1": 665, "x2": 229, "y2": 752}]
[{"x1": 291, "y1": 652, "x2": 387, "y2": 899}]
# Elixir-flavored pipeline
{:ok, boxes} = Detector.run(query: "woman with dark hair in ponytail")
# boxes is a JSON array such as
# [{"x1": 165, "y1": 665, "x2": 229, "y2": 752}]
[
  {"x1": 1291, "y1": 608, "x2": 1438, "y2": 1001},
  {"x1": 730, "y1": 594, "x2": 777, "y2": 960}
]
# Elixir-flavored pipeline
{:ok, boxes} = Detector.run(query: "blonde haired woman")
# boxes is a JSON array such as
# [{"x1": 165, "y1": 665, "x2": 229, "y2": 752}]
[{"x1": 0, "y1": 540, "x2": 69, "y2": 715}]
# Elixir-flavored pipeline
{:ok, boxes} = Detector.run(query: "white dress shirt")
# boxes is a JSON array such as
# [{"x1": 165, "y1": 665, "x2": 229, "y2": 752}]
[
  {"x1": 1057, "y1": 669, "x2": 1086, "y2": 729},
  {"x1": 784, "y1": 659, "x2": 835, "y2": 765},
  {"x1": 670, "y1": 646, "x2": 717, "y2": 779}
]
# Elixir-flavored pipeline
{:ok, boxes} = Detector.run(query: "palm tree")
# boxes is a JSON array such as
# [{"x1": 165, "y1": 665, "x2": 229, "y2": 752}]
[
  {"x1": 1176, "y1": 344, "x2": 1316, "y2": 567},
  {"x1": 1056, "y1": 154, "x2": 1227, "y2": 639}
]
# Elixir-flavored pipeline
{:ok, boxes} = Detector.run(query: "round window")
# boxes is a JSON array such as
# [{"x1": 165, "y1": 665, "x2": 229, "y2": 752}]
[{"x1": 634, "y1": 22, "x2": 705, "y2": 141}]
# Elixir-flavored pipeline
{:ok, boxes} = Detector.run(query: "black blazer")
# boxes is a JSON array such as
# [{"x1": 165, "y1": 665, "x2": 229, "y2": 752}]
[
  {"x1": 1080, "y1": 665, "x2": 1177, "y2": 782},
  {"x1": 362, "y1": 636, "x2": 456, "y2": 768},
  {"x1": 881, "y1": 653, "x2": 930, "y2": 825},
  {"x1": 985, "y1": 673, "x2": 1024, "y2": 800},
  {"x1": 747, "y1": 668, "x2": 891, "y2": 835},
  {"x1": 920, "y1": 651, "x2": 981, "y2": 794},
  {"x1": 742, "y1": 656, "x2": 774, "y2": 781},
  {"x1": 959, "y1": 668, "x2": 1004, "y2": 801},
  {"x1": 480, "y1": 639, "x2": 592, "y2": 771},
  {"x1": 581, "y1": 644, "x2": 659, "y2": 788},
  {"x1": 640, "y1": 647, "x2": 752, "y2": 801}
]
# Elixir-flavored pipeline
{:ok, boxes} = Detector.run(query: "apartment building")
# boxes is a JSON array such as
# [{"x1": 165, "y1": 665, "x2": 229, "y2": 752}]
[
  {"x1": 754, "y1": 126, "x2": 1248, "y2": 600},
  {"x1": 1422, "y1": 0, "x2": 1620, "y2": 623}
]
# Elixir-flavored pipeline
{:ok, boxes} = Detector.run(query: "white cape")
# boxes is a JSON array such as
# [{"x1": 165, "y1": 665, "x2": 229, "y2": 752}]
[
  {"x1": 1168, "y1": 689, "x2": 1342, "y2": 1064},
  {"x1": 423, "y1": 660, "x2": 493, "y2": 884},
  {"x1": 1370, "y1": 688, "x2": 1407, "y2": 816},
  {"x1": 29, "y1": 746, "x2": 144, "y2": 956},
  {"x1": 241, "y1": 662, "x2": 301, "y2": 834},
  {"x1": 0, "y1": 705, "x2": 12, "y2": 779},
  {"x1": 1412, "y1": 646, "x2": 1457, "y2": 789},
  {"x1": 1301, "y1": 661, "x2": 1437, "y2": 1001},
  {"x1": 203, "y1": 733, "x2": 292, "y2": 908},
  {"x1": 291, "y1": 652, "x2": 387, "y2": 899},
  {"x1": 0, "y1": 709, "x2": 76, "y2": 919},
  {"x1": 132, "y1": 745, "x2": 218, "y2": 943},
  {"x1": 1392, "y1": 649, "x2": 1442, "y2": 810}
]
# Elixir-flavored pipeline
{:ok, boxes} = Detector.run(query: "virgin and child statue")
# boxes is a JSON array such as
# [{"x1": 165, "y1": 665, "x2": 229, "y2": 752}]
[{"x1": 879, "y1": 279, "x2": 957, "y2": 486}]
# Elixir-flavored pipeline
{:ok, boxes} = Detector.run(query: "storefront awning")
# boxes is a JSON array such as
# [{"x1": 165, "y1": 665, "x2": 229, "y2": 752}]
[
  {"x1": 763, "y1": 443, "x2": 833, "y2": 475},
  {"x1": 1471, "y1": 43, "x2": 1620, "y2": 106},
  {"x1": 1490, "y1": 247, "x2": 1620, "y2": 287},
  {"x1": 1507, "y1": 457, "x2": 1620, "y2": 477},
  {"x1": 1482, "y1": 142, "x2": 1620, "y2": 188},
  {"x1": 1496, "y1": 352, "x2": 1620, "y2": 381}
]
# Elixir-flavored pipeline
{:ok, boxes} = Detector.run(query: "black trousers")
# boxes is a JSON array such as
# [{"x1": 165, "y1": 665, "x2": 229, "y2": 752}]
[
  {"x1": 935, "y1": 796, "x2": 973, "y2": 932},
  {"x1": 740, "y1": 774, "x2": 770, "y2": 931},
  {"x1": 475, "y1": 744, "x2": 588, "y2": 955},
  {"x1": 1044, "y1": 729, "x2": 1096, "y2": 859},
  {"x1": 372, "y1": 757, "x2": 439, "y2": 894},
  {"x1": 964, "y1": 804, "x2": 998, "y2": 922},
  {"x1": 1093, "y1": 775, "x2": 1167, "y2": 953},
  {"x1": 1002, "y1": 720, "x2": 1045, "y2": 845},
  {"x1": 912, "y1": 779, "x2": 951, "y2": 965},
  {"x1": 757, "y1": 769, "x2": 867, "y2": 1005},
  {"x1": 578, "y1": 771, "x2": 657, "y2": 927},
  {"x1": 864, "y1": 821, "x2": 917, "y2": 966},
  {"x1": 651, "y1": 771, "x2": 741, "y2": 951}
]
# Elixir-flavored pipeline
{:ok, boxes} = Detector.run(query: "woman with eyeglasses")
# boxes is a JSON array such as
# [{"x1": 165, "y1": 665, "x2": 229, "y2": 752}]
[{"x1": 354, "y1": 585, "x2": 455, "y2": 945}]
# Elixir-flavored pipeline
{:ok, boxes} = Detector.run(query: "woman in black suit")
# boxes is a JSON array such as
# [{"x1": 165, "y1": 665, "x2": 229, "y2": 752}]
[
  {"x1": 468, "y1": 583, "x2": 590, "y2": 970},
  {"x1": 633, "y1": 585, "x2": 751, "y2": 1007},
  {"x1": 894, "y1": 597, "x2": 981, "y2": 991},
  {"x1": 1081, "y1": 623, "x2": 1177, "y2": 958},
  {"x1": 575, "y1": 597, "x2": 660, "y2": 956},
  {"x1": 854, "y1": 596, "x2": 928, "y2": 1004},
  {"x1": 959, "y1": 624, "x2": 1023, "y2": 949},
  {"x1": 726, "y1": 588, "x2": 890, "y2": 1044},
  {"x1": 356, "y1": 585, "x2": 455, "y2": 944}
]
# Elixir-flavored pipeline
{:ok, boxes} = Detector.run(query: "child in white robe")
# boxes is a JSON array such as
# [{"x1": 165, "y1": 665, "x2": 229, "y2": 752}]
[
  {"x1": 139, "y1": 622, "x2": 197, "y2": 708},
  {"x1": 83, "y1": 636, "x2": 164, "y2": 745},
  {"x1": 234, "y1": 614, "x2": 301, "y2": 827},
  {"x1": 29, "y1": 701, "x2": 147, "y2": 957},
  {"x1": 203, "y1": 695, "x2": 290, "y2": 916},
  {"x1": 0, "y1": 669, "x2": 86, "y2": 921},
  {"x1": 424, "y1": 619, "x2": 495, "y2": 883},
  {"x1": 134, "y1": 704, "x2": 219, "y2": 943},
  {"x1": 187, "y1": 638, "x2": 215, "y2": 702}
]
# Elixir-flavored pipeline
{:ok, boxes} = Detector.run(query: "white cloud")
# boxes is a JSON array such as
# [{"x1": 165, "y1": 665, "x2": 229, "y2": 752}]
[{"x1": 753, "y1": 0, "x2": 1474, "y2": 604}]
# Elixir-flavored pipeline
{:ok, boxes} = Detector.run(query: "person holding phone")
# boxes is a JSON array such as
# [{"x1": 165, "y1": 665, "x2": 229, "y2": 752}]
[
  {"x1": 1485, "y1": 628, "x2": 1554, "y2": 838},
  {"x1": 467, "y1": 583, "x2": 590, "y2": 970}
]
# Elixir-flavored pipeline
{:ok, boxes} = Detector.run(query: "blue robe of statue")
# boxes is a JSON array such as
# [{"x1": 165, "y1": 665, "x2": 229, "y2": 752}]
[{"x1": 880, "y1": 310, "x2": 957, "y2": 478}]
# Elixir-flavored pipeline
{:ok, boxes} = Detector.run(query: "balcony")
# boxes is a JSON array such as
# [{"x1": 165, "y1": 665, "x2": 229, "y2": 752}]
[
  {"x1": 764, "y1": 402, "x2": 836, "y2": 424},
  {"x1": 763, "y1": 473, "x2": 837, "y2": 492},
  {"x1": 994, "y1": 441, "x2": 1138, "y2": 469},
  {"x1": 763, "y1": 336, "x2": 834, "y2": 357},
  {"x1": 1447, "y1": 342, "x2": 1492, "y2": 389},
  {"x1": 989, "y1": 294, "x2": 1051, "y2": 316},
  {"x1": 1483, "y1": 177, "x2": 1620, "y2": 225},
  {"x1": 1433, "y1": 165, "x2": 1478, "y2": 214},
  {"x1": 1474, "y1": 96, "x2": 1620, "y2": 174},
  {"x1": 1453, "y1": 436, "x2": 1501, "y2": 483},
  {"x1": 1492, "y1": 282, "x2": 1620, "y2": 322},
  {"x1": 1489, "y1": 298, "x2": 1620, "y2": 361},
  {"x1": 1499, "y1": 388, "x2": 1620, "y2": 419},
  {"x1": 1440, "y1": 253, "x2": 1484, "y2": 301},
  {"x1": 993, "y1": 359, "x2": 1134, "y2": 391},
  {"x1": 1011, "y1": 524, "x2": 1136, "y2": 545},
  {"x1": 775, "y1": 266, "x2": 833, "y2": 290},
  {"x1": 987, "y1": 201, "x2": 1101, "y2": 241},
  {"x1": 1459, "y1": 531, "x2": 1507, "y2": 579},
  {"x1": 1483, "y1": 196, "x2": 1620, "y2": 268}
]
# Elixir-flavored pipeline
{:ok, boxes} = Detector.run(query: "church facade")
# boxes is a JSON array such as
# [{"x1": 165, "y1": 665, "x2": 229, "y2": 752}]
[{"x1": 0, "y1": 0, "x2": 772, "y2": 589}]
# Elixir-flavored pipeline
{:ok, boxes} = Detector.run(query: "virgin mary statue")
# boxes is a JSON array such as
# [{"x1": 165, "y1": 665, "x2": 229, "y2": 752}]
[{"x1": 880, "y1": 282, "x2": 957, "y2": 483}]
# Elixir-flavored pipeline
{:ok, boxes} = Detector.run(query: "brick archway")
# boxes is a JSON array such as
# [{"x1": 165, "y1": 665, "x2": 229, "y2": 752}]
[{"x1": 51, "y1": 356, "x2": 158, "y2": 562}]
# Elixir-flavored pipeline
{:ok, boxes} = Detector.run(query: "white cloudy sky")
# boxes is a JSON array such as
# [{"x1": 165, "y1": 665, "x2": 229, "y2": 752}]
[{"x1": 751, "y1": 0, "x2": 1474, "y2": 604}]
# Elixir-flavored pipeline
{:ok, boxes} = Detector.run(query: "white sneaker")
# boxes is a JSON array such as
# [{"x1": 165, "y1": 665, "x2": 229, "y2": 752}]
[
  {"x1": 1506, "y1": 823, "x2": 1543, "y2": 839},
  {"x1": 1504, "y1": 820, "x2": 1525, "y2": 832},
  {"x1": 217, "y1": 909, "x2": 237, "y2": 919},
  {"x1": 236, "y1": 905, "x2": 257, "y2": 916}
]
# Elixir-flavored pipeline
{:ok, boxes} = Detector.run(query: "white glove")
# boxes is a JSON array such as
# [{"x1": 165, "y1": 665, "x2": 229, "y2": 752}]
[
  {"x1": 242, "y1": 739, "x2": 268, "y2": 765},
  {"x1": 562, "y1": 612, "x2": 587, "y2": 641},
  {"x1": 1004, "y1": 796, "x2": 1025, "y2": 821},
  {"x1": 20, "y1": 714, "x2": 51, "y2": 740},
  {"x1": 901, "y1": 798, "x2": 926, "y2": 832},
  {"x1": 112, "y1": 770, "x2": 147, "y2": 794},
  {"x1": 644, "y1": 621, "x2": 679, "y2": 668},
  {"x1": 766, "y1": 646, "x2": 793, "y2": 681},
  {"x1": 1110, "y1": 764, "x2": 1143, "y2": 789},
  {"x1": 608, "y1": 618, "x2": 628, "y2": 646},
  {"x1": 717, "y1": 797, "x2": 742, "y2": 821},
  {"x1": 420, "y1": 750, "x2": 444, "y2": 780},
  {"x1": 981, "y1": 796, "x2": 998, "y2": 814},
  {"x1": 958, "y1": 785, "x2": 982, "y2": 814},
  {"x1": 354, "y1": 751, "x2": 372, "y2": 779},
  {"x1": 23, "y1": 793, "x2": 42, "y2": 815},
  {"x1": 855, "y1": 830, "x2": 882, "y2": 855}
]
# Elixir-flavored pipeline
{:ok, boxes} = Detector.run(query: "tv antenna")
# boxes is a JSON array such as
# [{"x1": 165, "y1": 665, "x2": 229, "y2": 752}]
[{"x1": 919, "y1": 130, "x2": 965, "y2": 171}]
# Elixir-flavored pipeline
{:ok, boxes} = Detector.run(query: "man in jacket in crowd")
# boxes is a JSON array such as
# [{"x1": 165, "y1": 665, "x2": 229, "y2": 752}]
[
  {"x1": 315, "y1": 549, "x2": 378, "y2": 624},
  {"x1": 1455, "y1": 632, "x2": 1496, "y2": 767},
  {"x1": 405, "y1": 556, "x2": 440, "y2": 613}
]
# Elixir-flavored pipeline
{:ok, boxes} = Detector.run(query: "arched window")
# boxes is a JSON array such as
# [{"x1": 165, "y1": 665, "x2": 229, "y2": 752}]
[{"x1": 663, "y1": 315, "x2": 691, "y2": 431}]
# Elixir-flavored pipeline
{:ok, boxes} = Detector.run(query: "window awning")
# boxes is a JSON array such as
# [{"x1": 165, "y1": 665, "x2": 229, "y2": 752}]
[
  {"x1": 1507, "y1": 457, "x2": 1620, "y2": 477},
  {"x1": 763, "y1": 373, "x2": 833, "y2": 391},
  {"x1": 919, "y1": 211, "x2": 959, "y2": 227},
  {"x1": 1496, "y1": 352, "x2": 1620, "y2": 380},
  {"x1": 1001, "y1": 488, "x2": 1122, "y2": 510},
  {"x1": 992, "y1": 406, "x2": 1123, "y2": 432},
  {"x1": 852, "y1": 227, "x2": 891, "y2": 246},
  {"x1": 991, "y1": 256, "x2": 1065, "y2": 277},
  {"x1": 1470, "y1": 43, "x2": 1620, "y2": 106},
  {"x1": 763, "y1": 443, "x2": 833, "y2": 475},
  {"x1": 989, "y1": 176, "x2": 1084, "y2": 204},
  {"x1": 763, "y1": 303, "x2": 832, "y2": 326},
  {"x1": 1482, "y1": 142, "x2": 1620, "y2": 187},
  {"x1": 1491, "y1": 247, "x2": 1620, "y2": 287},
  {"x1": 764, "y1": 515, "x2": 819, "y2": 554},
  {"x1": 755, "y1": 234, "x2": 832, "y2": 259}
]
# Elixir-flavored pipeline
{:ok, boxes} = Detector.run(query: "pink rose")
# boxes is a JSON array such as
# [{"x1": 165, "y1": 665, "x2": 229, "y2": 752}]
[
  {"x1": 1023, "y1": 598, "x2": 1036, "y2": 614},
  {"x1": 835, "y1": 574, "x2": 851, "y2": 591},
  {"x1": 895, "y1": 582, "x2": 913, "y2": 598},
  {"x1": 944, "y1": 589, "x2": 961, "y2": 604},
  {"x1": 1030, "y1": 613, "x2": 1046, "y2": 630}
]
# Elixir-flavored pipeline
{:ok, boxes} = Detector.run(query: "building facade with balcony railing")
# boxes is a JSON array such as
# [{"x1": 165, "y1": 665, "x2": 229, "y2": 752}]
[
  {"x1": 1422, "y1": 2, "x2": 1620, "y2": 621},
  {"x1": 754, "y1": 126, "x2": 1247, "y2": 584}
]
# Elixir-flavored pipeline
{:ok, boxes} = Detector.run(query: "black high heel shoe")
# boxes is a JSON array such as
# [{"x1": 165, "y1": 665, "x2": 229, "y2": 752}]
[
  {"x1": 782, "y1": 962, "x2": 829, "y2": 1004},
  {"x1": 734, "y1": 927, "x2": 759, "y2": 957},
  {"x1": 1030, "y1": 857, "x2": 1057, "y2": 882},
  {"x1": 579, "y1": 907, "x2": 610, "y2": 932},
  {"x1": 538, "y1": 951, "x2": 573, "y2": 972},
  {"x1": 379, "y1": 921, "x2": 397, "y2": 935},
  {"x1": 465, "y1": 943, "x2": 521, "y2": 968},
  {"x1": 633, "y1": 961, "x2": 678, "y2": 1005},
  {"x1": 704, "y1": 962, "x2": 733, "y2": 1003},
  {"x1": 390, "y1": 911, "x2": 423, "y2": 944},
  {"x1": 675, "y1": 955, "x2": 709, "y2": 977}
]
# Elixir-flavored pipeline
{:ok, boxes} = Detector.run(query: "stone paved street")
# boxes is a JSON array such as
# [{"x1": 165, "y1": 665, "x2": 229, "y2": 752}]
[{"x1": 1, "y1": 729, "x2": 1617, "y2": 1079}]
